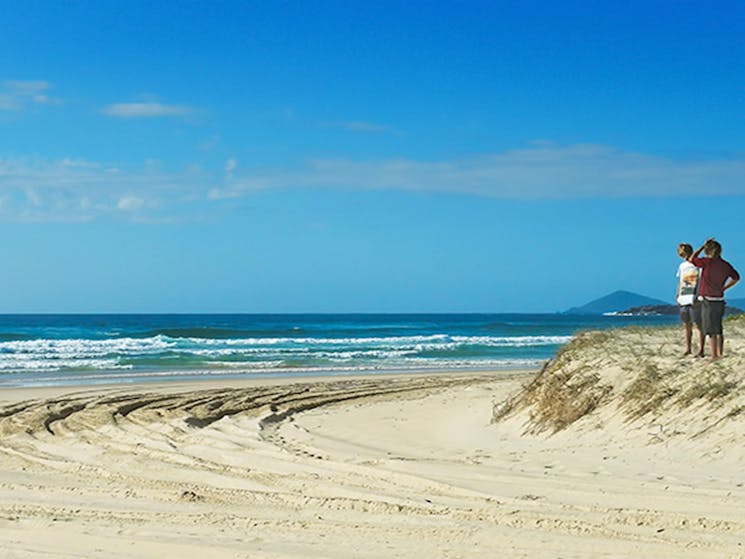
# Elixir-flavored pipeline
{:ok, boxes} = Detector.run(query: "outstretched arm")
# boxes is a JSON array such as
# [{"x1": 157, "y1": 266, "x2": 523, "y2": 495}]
[{"x1": 689, "y1": 238, "x2": 714, "y2": 261}]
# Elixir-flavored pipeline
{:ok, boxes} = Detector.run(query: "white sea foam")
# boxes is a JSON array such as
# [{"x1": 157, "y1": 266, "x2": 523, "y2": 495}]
[
  {"x1": 0, "y1": 358, "x2": 131, "y2": 371},
  {"x1": 2, "y1": 359, "x2": 546, "y2": 387},
  {"x1": 450, "y1": 335, "x2": 572, "y2": 346},
  {"x1": 180, "y1": 334, "x2": 571, "y2": 349},
  {"x1": 0, "y1": 334, "x2": 570, "y2": 355},
  {"x1": 185, "y1": 334, "x2": 452, "y2": 346},
  {"x1": 0, "y1": 335, "x2": 175, "y2": 356},
  {"x1": 0, "y1": 332, "x2": 570, "y2": 375}
]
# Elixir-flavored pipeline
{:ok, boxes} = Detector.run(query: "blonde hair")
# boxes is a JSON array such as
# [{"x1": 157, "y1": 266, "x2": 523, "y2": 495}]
[{"x1": 678, "y1": 243, "x2": 693, "y2": 258}]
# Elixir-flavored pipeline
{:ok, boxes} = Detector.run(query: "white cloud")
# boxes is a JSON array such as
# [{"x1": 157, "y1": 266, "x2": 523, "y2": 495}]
[
  {"x1": 26, "y1": 189, "x2": 43, "y2": 206},
  {"x1": 2, "y1": 143, "x2": 745, "y2": 222},
  {"x1": 61, "y1": 158, "x2": 99, "y2": 168},
  {"x1": 207, "y1": 186, "x2": 246, "y2": 200},
  {"x1": 0, "y1": 80, "x2": 61, "y2": 111},
  {"x1": 102, "y1": 102, "x2": 192, "y2": 118},
  {"x1": 4, "y1": 80, "x2": 49, "y2": 94},
  {"x1": 0, "y1": 157, "x2": 202, "y2": 222},
  {"x1": 221, "y1": 144, "x2": 745, "y2": 199},
  {"x1": 224, "y1": 158, "x2": 238, "y2": 180},
  {"x1": 117, "y1": 195, "x2": 145, "y2": 211}
]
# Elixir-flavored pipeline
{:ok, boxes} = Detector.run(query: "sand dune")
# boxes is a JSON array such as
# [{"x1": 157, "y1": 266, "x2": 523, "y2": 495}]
[
  {"x1": 1, "y1": 319, "x2": 745, "y2": 559},
  {"x1": 494, "y1": 315, "x2": 745, "y2": 442}
]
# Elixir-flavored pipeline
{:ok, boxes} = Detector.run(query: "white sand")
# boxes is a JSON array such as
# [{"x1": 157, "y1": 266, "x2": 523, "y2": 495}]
[{"x1": 1, "y1": 365, "x2": 744, "y2": 558}]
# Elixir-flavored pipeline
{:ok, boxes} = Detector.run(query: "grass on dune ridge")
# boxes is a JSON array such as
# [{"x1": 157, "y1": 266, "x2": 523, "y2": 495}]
[{"x1": 492, "y1": 314, "x2": 745, "y2": 435}]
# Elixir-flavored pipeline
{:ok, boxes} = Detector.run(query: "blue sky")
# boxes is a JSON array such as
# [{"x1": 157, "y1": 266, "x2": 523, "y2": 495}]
[{"x1": 1, "y1": 1, "x2": 744, "y2": 313}]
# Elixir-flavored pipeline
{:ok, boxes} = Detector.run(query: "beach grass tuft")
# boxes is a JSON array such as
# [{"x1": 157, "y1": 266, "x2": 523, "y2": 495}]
[
  {"x1": 621, "y1": 363, "x2": 678, "y2": 419},
  {"x1": 677, "y1": 373, "x2": 739, "y2": 407},
  {"x1": 492, "y1": 315, "x2": 745, "y2": 435}
]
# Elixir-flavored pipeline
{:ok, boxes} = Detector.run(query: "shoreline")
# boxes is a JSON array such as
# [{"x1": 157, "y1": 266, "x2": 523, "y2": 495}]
[
  {"x1": 0, "y1": 312, "x2": 678, "y2": 394},
  {"x1": 0, "y1": 367, "x2": 539, "y2": 405}
]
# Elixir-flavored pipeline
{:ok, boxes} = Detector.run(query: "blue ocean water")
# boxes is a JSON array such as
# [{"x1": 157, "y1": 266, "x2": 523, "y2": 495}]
[{"x1": 0, "y1": 314, "x2": 677, "y2": 387}]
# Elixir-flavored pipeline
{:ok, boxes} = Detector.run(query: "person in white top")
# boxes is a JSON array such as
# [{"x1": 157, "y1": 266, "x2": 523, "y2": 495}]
[{"x1": 676, "y1": 243, "x2": 704, "y2": 356}]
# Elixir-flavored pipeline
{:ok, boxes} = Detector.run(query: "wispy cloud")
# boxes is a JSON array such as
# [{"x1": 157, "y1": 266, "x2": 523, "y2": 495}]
[
  {"x1": 116, "y1": 195, "x2": 146, "y2": 211},
  {"x1": 218, "y1": 143, "x2": 745, "y2": 199},
  {"x1": 0, "y1": 80, "x2": 61, "y2": 111},
  {"x1": 3, "y1": 144, "x2": 745, "y2": 222},
  {"x1": 102, "y1": 102, "x2": 193, "y2": 118},
  {"x1": 0, "y1": 157, "x2": 207, "y2": 222}
]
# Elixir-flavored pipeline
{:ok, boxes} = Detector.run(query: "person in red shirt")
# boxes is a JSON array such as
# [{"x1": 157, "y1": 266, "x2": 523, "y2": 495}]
[{"x1": 689, "y1": 238, "x2": 740, "y2": 359}]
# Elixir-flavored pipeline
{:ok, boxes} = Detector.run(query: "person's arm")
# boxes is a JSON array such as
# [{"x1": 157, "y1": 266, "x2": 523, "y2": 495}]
[
  {"x1": 723, "y1": 266, "x2": 740, "y2": 293},
  {"x1": 689, "y1": 239, "x2": 711, "y2": 261},
  {"x1": 689, "y1": 238, "x2": 714, "y2": 264}
]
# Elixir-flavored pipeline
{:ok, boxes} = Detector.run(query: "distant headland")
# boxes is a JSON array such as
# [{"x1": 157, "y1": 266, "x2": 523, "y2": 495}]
[{"x1": 564, "y1": 290, "x2": 745, "y2": 316}]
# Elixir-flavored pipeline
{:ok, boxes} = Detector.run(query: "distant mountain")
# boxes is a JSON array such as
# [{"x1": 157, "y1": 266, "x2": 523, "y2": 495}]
[
  {"x1": 727, "y1": 297, "x2": 745, "y2": 310},
  {"x1": 564, "y1": 290, "x2": 670, "y2": 315}
]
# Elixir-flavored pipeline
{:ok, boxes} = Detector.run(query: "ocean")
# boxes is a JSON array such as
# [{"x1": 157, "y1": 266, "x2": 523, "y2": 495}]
[{"x1": 0, "y1": 314, "x2": 678, "y2": 387}]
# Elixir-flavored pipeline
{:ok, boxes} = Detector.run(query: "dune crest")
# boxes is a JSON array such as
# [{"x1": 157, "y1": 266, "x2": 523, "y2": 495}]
[{"x1": 493, "y1": 315, "x2": 745, "y2": 443}]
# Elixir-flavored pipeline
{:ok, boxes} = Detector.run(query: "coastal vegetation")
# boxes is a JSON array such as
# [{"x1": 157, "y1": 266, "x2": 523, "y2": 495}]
[{"x1": 493, "y1": 315, "x2": 745, "y2": 436}]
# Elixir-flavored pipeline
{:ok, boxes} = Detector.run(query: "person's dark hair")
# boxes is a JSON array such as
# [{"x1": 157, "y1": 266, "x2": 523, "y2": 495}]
[{"x1": 705, "y1": 239, "x2": 722, "y2": 257}]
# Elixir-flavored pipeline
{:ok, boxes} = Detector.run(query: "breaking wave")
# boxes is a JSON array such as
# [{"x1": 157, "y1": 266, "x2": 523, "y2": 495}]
[{"x1": 0, "y1": 333, "x2": 571, "y2": 376}]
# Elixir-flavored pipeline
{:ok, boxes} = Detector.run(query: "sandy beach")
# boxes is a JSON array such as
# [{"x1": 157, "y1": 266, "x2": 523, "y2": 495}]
[
  {"x1": 4, "y1": 2, "x2": 745, "y2": 557},
  {"x1": 2, "y1": 319, "x2": 745, "y2": 558}
]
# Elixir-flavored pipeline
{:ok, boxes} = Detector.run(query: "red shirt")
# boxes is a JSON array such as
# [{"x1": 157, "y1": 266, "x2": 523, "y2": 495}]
[{"x1": 690, "y1": 256, "x2": 740, "y2": 298}]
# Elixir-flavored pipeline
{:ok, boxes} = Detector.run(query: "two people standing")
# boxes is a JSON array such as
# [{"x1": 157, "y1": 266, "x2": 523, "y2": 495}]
[{"x1": 677, "y1": 238, "x2": 740, "y2": 360}]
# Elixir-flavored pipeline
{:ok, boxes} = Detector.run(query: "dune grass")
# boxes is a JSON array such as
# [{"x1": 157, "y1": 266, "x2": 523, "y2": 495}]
[{"x1": 493, "y1": 315, "x2": 745, "y2": 434}]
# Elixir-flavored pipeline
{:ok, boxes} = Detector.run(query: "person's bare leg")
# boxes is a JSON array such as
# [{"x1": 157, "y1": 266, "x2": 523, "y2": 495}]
[
  {"x1": 696, "y1": 327, "x2": 705, "y2": 357},
  {"x1": 684, "y1": 323, "x2": 692, "y2": 355},
  {"x1": 719, "y1": 334, "x2": 724, "y2": 356},
  {"x1": 710, "y1": 335, "x2": 721, "y2": 360}
]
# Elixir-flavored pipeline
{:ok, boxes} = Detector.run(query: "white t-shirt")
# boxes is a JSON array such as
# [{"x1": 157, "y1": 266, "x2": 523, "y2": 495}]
[{"x1": 676, "y1": 261, "x2": 701, "y2": 306}]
